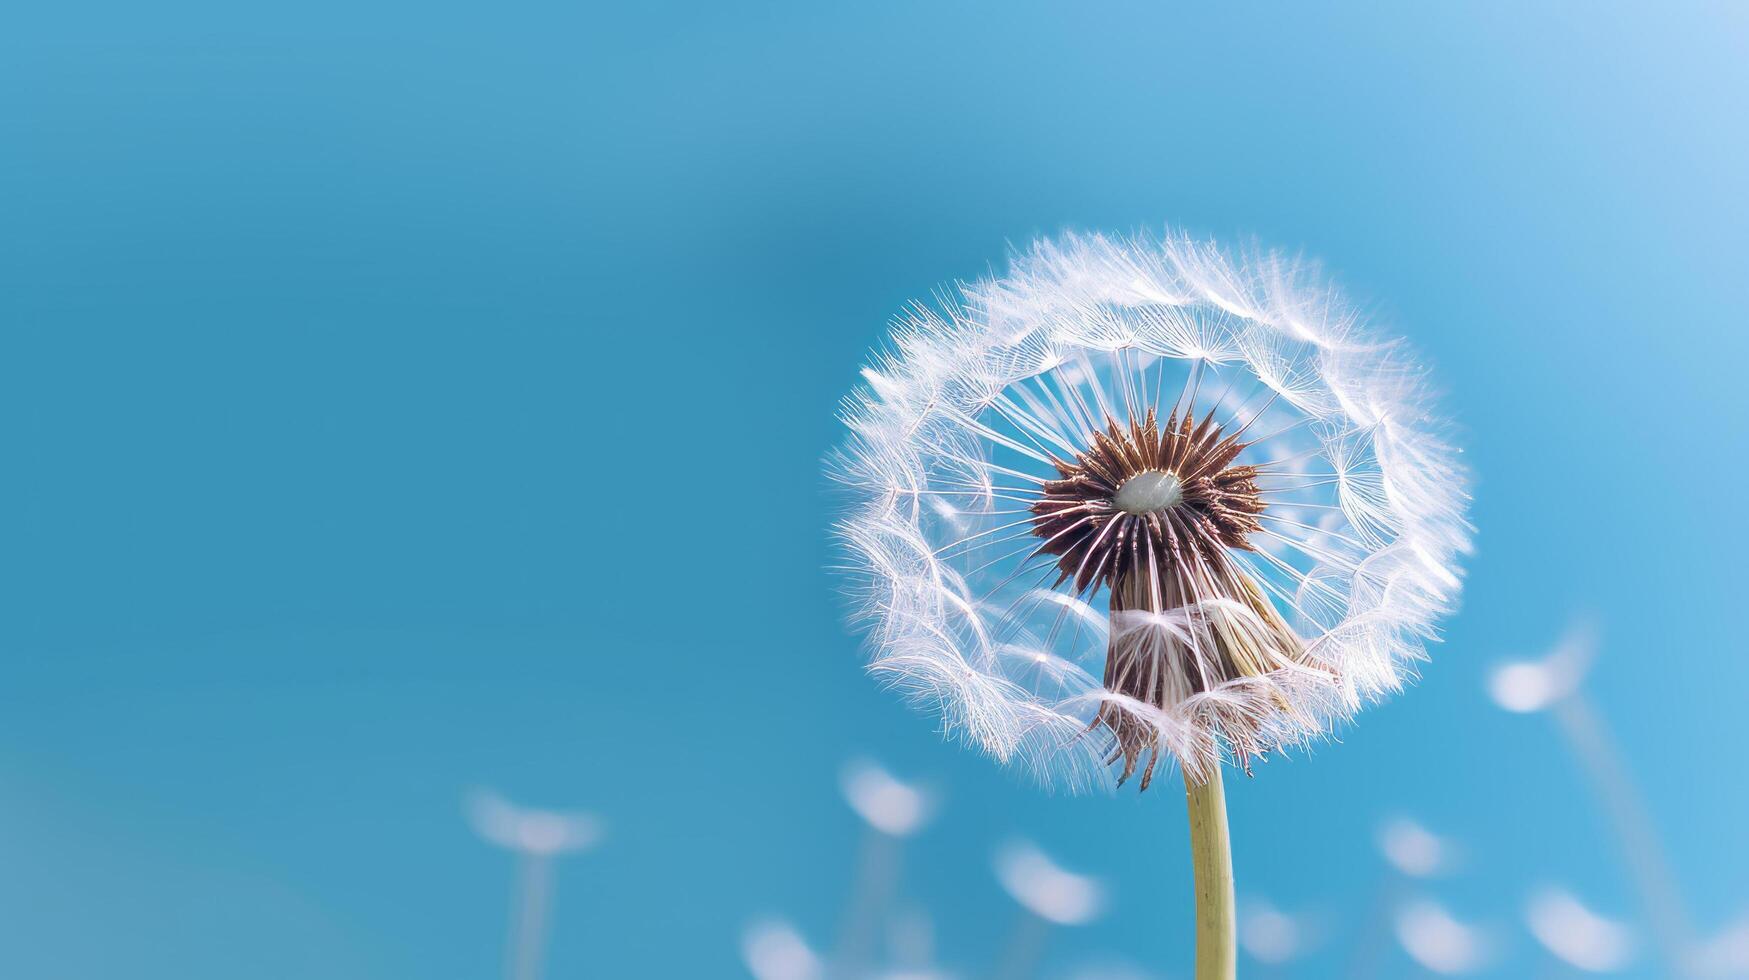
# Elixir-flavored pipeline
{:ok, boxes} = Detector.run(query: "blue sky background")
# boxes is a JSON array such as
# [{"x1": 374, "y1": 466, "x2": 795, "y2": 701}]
[{"x1": 4, "y1": 2, "x2": 1747, "y2": 977}]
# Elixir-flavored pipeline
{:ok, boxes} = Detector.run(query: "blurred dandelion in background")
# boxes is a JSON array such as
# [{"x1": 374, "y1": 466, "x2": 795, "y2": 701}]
[
  {"x1": 832, "y1": 230, "x2": 1469, "y2": 977},
  {"x1": 1393, "y1": 898, "x2": 1491, "y2": 975},
  {"x1": 1525, "y1": 887, "x2": 1637, "y2": 973},
  {"x1": 1488, "y1": 620, "x2": 1699, "y2": 975},
  {"x1": 834, "y1": 758, "x2": 937, "y2": 977},
  {"x1": 1376, "y1": 816, "x2": 1457, "y2": 879},
  {"x1": 743, "y1": 919, "x2": 825, "y2": 980},
  {"x1": 1486, "y1": 623, "x2": 1593, "y2": 714},
  {"x1": 466, "y1": 789, "x2": 603, "y2": 980},
  {"x1": 1693, "y1": 914, "x2": 1749, "y2": 979},
  {"x1": 1237, "y1": 896, "x2": 1319, "y2": 972},
  {"x1": 741, "y1": 763, "x2": 943, "y2": 980},
  {"x1": 876, "y1": 907, "x2": 955, "y2": 980},
  {"x1": 991, "y1": 839, "x2": 1106, "y2": 980},
  {"x1": 1350, "y1": 815, "x2": 1457, "y2": 978}
]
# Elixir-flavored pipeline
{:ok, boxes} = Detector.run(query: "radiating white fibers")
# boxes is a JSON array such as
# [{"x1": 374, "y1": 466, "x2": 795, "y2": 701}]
[{"x1": 831, "y1": 230, "x2": 1470, "y2": 789}]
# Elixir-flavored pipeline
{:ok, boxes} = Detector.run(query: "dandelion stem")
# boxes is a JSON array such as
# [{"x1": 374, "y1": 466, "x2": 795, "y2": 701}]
[
  {"x1": 991, "y1": 909, "x2": 1051, "y2": 980},
  {"x1": 507, "y1": 852, "x2": 554, "y2": 980},
  {"x1": 1552, "y1": 692, "x2": 1696, "y2": 976},
  {"x1": 1185, "y1": 767, "x2": 1236, "y2": 980},
  {"x1": 831, "y1": 828, "x2": 902, "y2": 978}
]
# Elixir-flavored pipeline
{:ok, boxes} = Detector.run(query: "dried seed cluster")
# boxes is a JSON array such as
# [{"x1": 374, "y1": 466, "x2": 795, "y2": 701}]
[
  {"x1": 1029, "y1": 406, "x2": 1315, "y2": 789},
  {"x1": 1028, "y1": 407, "x2": 1266, "y2": 594}
]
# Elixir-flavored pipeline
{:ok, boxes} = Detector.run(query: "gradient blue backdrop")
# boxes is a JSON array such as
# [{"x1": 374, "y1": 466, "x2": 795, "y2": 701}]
[{"x1": 5, "y1": 2, "x2": 1746, "y2": 977}]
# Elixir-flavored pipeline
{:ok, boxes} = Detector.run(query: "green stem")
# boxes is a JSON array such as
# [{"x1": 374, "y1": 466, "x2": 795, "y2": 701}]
[{"x1": 1185, "y1": 767, "x2": 1236, "y2": 980}]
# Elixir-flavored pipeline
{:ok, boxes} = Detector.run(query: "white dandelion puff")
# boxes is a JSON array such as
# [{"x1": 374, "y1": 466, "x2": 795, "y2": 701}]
[
  {"x1": 831, "y1": 229, "x2": 1469, "y2": 791},
  {"x1": 1525, "y1": 887, "x2": 1637, "y2": 973},
  {"x1": 834, "y1": 229, "x2": 1468, "y2": 979}
]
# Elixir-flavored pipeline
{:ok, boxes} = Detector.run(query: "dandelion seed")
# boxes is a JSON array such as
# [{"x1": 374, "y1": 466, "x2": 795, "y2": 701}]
[
  {"x1": 466, "y1": 789, "x2": 603, "y2": 980},
  {"x1": 469, "y1": 790, "x2": 604, "y2": 857},
  {"x1": 993, "y1": 839, "x2": 1107, "y2": 926},
  {"x1": 1393, "y1": 899, "x2": 1490, "y2": 975},
  {"x1": 1238, "y1": 898, "x2": 1317, "y2": 965},
  {"x1": 1488, "y1": 620, "x2": 1698, "y2": 976},
  {"x1": 991, "y1": 840, "x2": 1105, "y2": 980},
  {"x1": 1486, "y1": 619, "x2": 1596, "y2": 714},
  {"x1": 1351, "y1": 815, "x2": 1458, "y2": 978},
  {"x1": 743, "y1": 919, "x2": 825, "y2": 980},
  {"x1": 1525, "y1": 887, "x2": 1636, "y2": 973},
  {"x1": 841, "y1": 758, "x2": 936, "y2": 838},
  {"x1": 832, "y1": 230, "x2": 1469, "y2": 978},
  {"x1": 1377, "y1": 817, "x2": 1455, "y2": 879},
  {"x1": 835, "y1": 759, "x2": 937, "y2": 976},
  {"x1": 1692, "y1": 913, "x2": 1749, "y2": 978}
]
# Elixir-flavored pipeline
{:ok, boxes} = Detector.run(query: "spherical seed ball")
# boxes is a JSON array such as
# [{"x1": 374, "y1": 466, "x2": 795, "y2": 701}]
[{"x1": 831, "y1": 229, "x2": 1470, "y2": 790}]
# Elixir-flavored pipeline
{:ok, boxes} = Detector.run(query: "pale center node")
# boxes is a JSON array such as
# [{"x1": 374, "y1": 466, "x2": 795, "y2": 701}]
[{"x1": 1112, "y1": 470, "x2": 1183, "y2": 515}]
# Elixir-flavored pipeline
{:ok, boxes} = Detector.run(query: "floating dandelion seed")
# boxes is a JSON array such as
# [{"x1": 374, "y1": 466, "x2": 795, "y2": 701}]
[
  {"x1": 1525, "y1": 887, "x2": 1636, "y2": 973},
  {"x1": 469, "y1": 790, "x2": 604, "y2": 857},
  {"x1": 993, "y1": 840, "x2": 1107, "y2": 927},
  {"x1": 1488, "y1": 620, "x2": 1699, "y2": 976},
  {"x1": 1393, "y1": 899, "x2": 1490, "y2": 975},
  {"x1": 466, "y1": 790, "x2": 603, "y2": 980},
  {"x1": 991, "y1": 840, "x2": 1106, "y2": 980},
  {"x1": 1352, "y1": 815, "x2": 1457, "y2": 978},
  {"x1": 742, "y1": 919, "x2": 825, "y2": 980},
  {"x1": 841, "y1": 758, "x2": 936, "y2": 837},
  {"x1": 1238, "y1": 898, "x2": 1317, "y2": 966},
  {"x1": 832, "y1": 230, "x2": 1469, "y2": 977},
  {"x1": 835, "y1": 759, "x2": 937, "y2": 976},
  {"x1": 1487, "y1": 619, "x2": 1597, "y2": 714},
  {"x1": 1376, "y1": 816, "x2": 1455, "y2": 879},
  {"x1": 1693, "y1": 913, "x2": 1749, "y2": 978}
]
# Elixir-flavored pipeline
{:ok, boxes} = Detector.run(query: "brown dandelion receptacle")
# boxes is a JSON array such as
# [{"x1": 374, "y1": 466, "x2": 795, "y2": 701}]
[{"x1": 1029, "y1": 407, "x2": 1322, "y2": 789}]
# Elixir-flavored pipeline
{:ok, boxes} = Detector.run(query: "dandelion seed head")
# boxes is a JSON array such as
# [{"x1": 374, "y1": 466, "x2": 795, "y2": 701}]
[{"x1": 832, "y1": 229, "x2": 1469, "y2": 789}]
